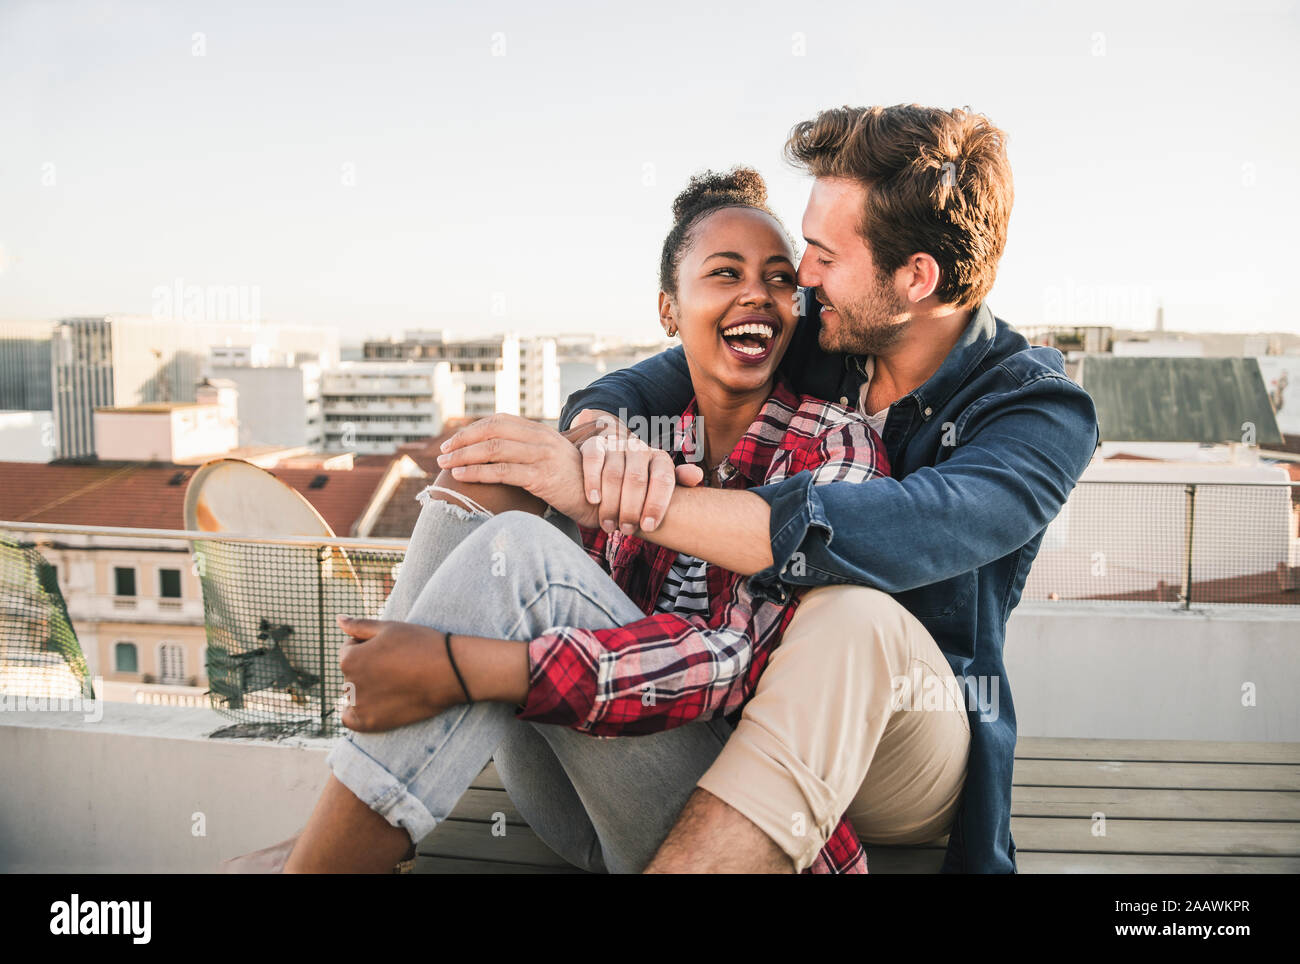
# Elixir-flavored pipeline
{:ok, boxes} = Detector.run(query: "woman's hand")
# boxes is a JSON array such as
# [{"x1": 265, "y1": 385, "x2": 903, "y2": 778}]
[
  {"x1": 336, "y1": 615, "x2": 464, "y2": 732},
  {"x1": 436, "y1": 414, "x2": 603, "y2": 528}
]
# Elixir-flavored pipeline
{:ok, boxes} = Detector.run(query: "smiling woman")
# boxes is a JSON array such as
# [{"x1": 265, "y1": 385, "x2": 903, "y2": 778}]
[
  {"x1": 259, "y1": 165, "x2": 890, "y2": 876},
  {"x1": 655, "y1": 167, "x2": 801, "y2": 428}
]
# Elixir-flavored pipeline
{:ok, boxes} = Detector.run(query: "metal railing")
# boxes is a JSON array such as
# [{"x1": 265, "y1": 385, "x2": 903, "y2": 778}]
[
  {"x1": 1021, "y1": 481, "x2": 1300, "y2": 608},
  {"x1": 4, "y1": 479, "x2": 1298, "y2": 734}
]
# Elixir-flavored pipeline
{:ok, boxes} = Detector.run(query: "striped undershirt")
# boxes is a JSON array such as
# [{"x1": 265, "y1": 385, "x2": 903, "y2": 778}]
[{"x1": 654, "y1": 552, "x2": 711, "y2": 616}]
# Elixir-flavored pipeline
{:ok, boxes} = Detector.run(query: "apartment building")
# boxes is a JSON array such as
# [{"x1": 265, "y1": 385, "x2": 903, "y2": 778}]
[
  {"x1": 363, "y1": 330, "x2": 560, "y2": 420},
  {"x1": 209, "y1": 349, "x2": 325, "y2": 450},
  {"x1": 0, "y1": 321, "x2": 54, "y2": 411},
  {"x1": 51, "y1": 316, "x2": 207, "y2": 460},
  {"x1": 319, "y1": 361, "x2": 463, "y2": 455},
  {"x1": 48, "y1": 317, "x2": 340, "y2": 460}
]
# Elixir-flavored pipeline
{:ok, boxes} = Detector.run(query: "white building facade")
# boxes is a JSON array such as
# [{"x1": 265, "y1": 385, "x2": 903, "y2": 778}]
[
  {"x1": 0, "y1": 411, "x2": 55, "y2": 462},
  {"x1": 363, "y1": 331, "x2": 560, "y2": 421},
  {"x1": 319, "y1": 362, "x2": 463, "y2": 455}
]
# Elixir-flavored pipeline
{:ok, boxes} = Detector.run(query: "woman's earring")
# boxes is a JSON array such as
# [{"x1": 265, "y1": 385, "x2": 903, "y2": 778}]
[{"x1": 666, "y1": 324, "x2": 677, "y2": 337}]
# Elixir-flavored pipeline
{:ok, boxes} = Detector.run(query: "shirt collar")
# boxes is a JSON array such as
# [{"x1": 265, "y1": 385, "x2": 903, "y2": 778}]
[{"x1": 676, "y1": 376, "x2": 800, "y2": 487}]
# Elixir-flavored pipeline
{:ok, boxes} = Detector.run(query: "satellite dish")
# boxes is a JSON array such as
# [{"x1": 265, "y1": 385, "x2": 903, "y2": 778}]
[
  {"x1": 183, "y1": 458, "x2": 335, "y2": 537},
  {"x1": 184, "y1": 459, "x2": 364, "y2": 732}
]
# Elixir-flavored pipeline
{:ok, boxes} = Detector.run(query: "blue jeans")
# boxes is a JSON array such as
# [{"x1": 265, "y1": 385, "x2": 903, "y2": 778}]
[{"x1": 326, "y1": 492, "x2": 732, "y2": 873}]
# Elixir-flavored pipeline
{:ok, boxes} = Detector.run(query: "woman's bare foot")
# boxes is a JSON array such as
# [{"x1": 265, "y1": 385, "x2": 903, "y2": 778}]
[{"x1": 218, "y1": 832, "x2": 302, "y2": 873}]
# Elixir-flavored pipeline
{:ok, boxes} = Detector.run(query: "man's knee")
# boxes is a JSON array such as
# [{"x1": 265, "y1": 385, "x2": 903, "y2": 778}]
[{"x1": 773, "y1": 584, "x2": 918, "y2": 672}]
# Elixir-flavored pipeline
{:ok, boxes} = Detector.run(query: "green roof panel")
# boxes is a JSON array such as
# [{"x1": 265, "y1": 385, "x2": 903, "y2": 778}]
[{"x1": 1078, "y1": 356, "x2": 1283, "y2": 445}]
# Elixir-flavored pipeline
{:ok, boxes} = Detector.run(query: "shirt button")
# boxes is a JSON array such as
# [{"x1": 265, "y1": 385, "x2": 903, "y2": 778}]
[{"x1": 924, "y1": 406, "x2": 933, "y2": 417}]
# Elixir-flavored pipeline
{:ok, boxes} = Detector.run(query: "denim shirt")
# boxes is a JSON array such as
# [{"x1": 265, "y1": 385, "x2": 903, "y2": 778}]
[{"x1": 561, "y1": 298, "x2": 1100, "y2": 873}]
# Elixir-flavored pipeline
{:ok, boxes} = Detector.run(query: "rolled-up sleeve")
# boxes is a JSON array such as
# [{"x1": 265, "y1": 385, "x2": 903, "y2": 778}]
[
  {"x1": 746, "y1": 416, "x2": 888, "y2": 603},
  {"x1": 747, "y1": 372, "x2": 1098, "y2": 597},
  {"x1": 520, "y1": 613, "x2": 761, "y2": 736},
  {"x1": 746, "y1": 471, "x2": 833, "y2": 604}
]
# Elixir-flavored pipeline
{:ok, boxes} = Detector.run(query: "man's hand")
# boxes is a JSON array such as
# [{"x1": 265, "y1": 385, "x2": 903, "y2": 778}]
[
  {"x1": 571, "y1": 408, "x2": 703, "y2": 534},
  {"x1": 436, "y1": 413, "x2": 600, "y2": 527},
  {"x1": 336, "y1": 616, "x2": 462, "y2": 732}
]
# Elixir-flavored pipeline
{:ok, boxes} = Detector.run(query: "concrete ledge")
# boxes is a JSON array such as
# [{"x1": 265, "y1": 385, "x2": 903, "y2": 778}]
[
  {"x1": 0, "y1": 704, "x2": 332, "y2": 872},
  {"x1": 1007, "y1": 602, "x2": 1300, "y2": 742}
]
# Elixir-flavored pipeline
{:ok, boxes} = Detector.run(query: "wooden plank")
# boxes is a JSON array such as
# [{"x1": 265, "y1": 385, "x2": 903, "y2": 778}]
[
  {"x1": 472, "y1": 764, "x2": 503, "y2": 790},
  {"x1": 480, "y1": 749, "x2": 1300, "y2": 790},
  {"x1": 1016, "y1": 738, "x2": 1300, "y2": 764},
  {"x1": 1016, "y1": 852, "x2": 1300, "y2": 874},
  {"x1": 445, "y1": 747, "x2": 1300, "y2": 876},
  {"x1": 417, "y1": 818, "x2": 573, "y2": 868},
  {"x1": 1012, "y1": 786, "x2": 1300, "y2": 820},
  {"x1": 1009, "y1": 817, "x2": 1300, "y2": 856},
  {"x1": 865, "y1": 814, "x2": 1300, "y2": 860},
  {"x1": 413, "y1": 855, "x2": 588, "y2": 875},
  {"x1": 1014, "y1": 759, "x2": 1300, "y2": 791},
  {"x1": 446, "y1": 788, "x2": 524, "y2": 824}
]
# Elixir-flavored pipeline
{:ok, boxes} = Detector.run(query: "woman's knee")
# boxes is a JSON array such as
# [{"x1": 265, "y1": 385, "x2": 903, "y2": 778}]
[
  {"x1": 446, "y1": 510, "x2": 575, "y2": 583},
  {"x1": 474, "y1": 509, "x2": 564, "y2": 547},
  {"x1": 425, "y1": 469, "x2": 547, "y2": 517}
]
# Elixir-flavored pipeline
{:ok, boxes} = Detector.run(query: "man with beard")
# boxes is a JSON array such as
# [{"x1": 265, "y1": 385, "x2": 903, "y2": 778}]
[{"x1": 442, "y1": 104, "x2": 1099, "y2": 873}]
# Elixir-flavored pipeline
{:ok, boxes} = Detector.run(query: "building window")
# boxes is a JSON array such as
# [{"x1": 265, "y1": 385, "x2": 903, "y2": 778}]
[
  {"x1": 158, "y1": 644, "x2": 185, "y2": 684},
  {"x1": 159, "y1": 568, "x2": 182, "y2": 598},
  {"x1": 115, "y1": 642, "x2": 138, "y2": 674},
  {"x1": 114, "y1": 567, "x2": 136, "y2": 597}
]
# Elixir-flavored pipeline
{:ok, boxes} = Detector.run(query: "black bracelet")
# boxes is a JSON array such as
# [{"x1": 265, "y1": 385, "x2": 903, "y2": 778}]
[{"x1": 444, "y1": 630, "x2": 472, "y2": 703}]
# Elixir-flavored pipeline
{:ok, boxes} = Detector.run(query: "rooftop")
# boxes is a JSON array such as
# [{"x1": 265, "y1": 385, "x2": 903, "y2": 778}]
[
  {"x1": 1078, "y1": 356, "x2": 1284, "y2": 445},
  {"x1": 0, "y1": 460, "x2": 394, "y2": 535}
]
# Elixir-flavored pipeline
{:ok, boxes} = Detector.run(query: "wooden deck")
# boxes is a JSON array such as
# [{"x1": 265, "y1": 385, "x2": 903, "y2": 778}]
[{"x1": 413, "y1": 737, "x2": 1300, "y2": 874}]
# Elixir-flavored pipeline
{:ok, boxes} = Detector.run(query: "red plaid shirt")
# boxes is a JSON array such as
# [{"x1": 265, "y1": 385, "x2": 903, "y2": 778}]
[{"x1": 518, "y1": 378, "x2": 889, "y2": 873}]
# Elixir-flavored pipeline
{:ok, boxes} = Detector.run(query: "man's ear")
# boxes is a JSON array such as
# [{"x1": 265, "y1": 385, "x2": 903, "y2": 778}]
[{"x1": 900, "y1": 253, "x2": 941, "y2": 304}]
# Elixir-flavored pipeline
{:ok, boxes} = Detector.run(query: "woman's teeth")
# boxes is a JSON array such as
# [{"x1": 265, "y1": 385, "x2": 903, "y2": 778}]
[
  {"x1": 724, "y1": 322, "x2": 774, "y2": 339},
  {"x1": 722, "y1": 322, "x2": 775, "y2": 356}
]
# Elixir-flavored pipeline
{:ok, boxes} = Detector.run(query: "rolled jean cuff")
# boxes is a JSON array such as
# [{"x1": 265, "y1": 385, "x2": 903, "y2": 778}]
[
  {"x1": 695, "y1": 718, "x2": 841, "y2": 874},
  {"x1": 326, "y1": 735, "x2": 439, "y2": 844}
]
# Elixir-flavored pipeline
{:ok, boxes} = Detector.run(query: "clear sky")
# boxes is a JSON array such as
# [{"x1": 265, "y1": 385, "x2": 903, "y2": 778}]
[{"x1": 2, "y1": 0, "x2": 1297, "y2": 341}]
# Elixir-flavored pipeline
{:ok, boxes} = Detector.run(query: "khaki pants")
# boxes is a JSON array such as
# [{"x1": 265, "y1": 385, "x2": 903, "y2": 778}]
[{"x1": 696, "y1": 585, "x2": 972, "y2": 871}]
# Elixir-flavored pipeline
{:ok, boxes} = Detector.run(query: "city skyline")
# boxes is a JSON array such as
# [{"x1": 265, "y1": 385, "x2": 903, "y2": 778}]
[{"x1": 2, "y1": 1, "x2": 1299, "y2": 337}]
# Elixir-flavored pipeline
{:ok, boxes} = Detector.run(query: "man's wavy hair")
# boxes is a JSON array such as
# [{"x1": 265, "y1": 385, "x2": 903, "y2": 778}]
[{"x1": 784, "y1": 105, "x2": 1013, "y2": 308}]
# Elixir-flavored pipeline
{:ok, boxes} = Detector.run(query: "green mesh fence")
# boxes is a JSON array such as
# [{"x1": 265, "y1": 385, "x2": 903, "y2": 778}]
[
  {"x1": 0, "y1": 537, "x2": 94, "y2": 700},
  {"x1": 194, "y1": 539, "x2": 403, "y2": 736}
]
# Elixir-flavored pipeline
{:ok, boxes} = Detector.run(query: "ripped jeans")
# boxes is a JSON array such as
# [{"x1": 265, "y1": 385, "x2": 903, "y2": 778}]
[{"x1": 325, "y1": 488, "x2": 733, "y2": 873}]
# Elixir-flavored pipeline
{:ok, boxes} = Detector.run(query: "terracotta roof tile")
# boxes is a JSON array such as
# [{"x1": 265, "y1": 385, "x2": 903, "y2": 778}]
[
  {"x1": 368, "y1": 476, "x2": 431, "y2": 538},
  {"x1": 0, "y1": 460, "x2": 390, "y2": 536}
]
